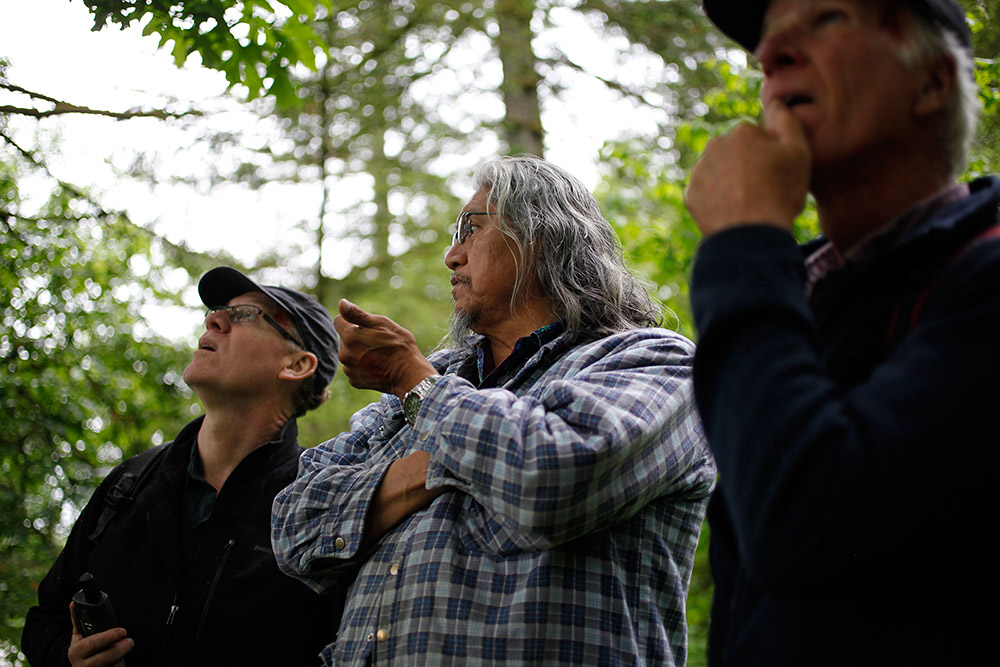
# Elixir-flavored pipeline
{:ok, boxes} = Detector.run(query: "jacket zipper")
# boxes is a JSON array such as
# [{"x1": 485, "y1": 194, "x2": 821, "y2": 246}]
[
  {"x1": 161, "y1": 592, "x2": 180, "y2": 652},
  {"x1": 196, "y1": 538, "x2": 235, "y2": 641},
  {"x1": 166, "y1": 594, "x2": 180, "y2": 625}
]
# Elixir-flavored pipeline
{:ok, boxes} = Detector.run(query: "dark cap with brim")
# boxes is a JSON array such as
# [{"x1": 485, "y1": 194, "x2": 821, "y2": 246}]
[
  {"x1": 703, "y1": 0, "x2": 971, "y2": 52},
  {"x1": 198, "y1": 266, "x2": 339, "y2": 391}
]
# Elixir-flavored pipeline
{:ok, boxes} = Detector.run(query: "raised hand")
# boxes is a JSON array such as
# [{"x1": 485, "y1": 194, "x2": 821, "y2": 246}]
[
  {"x1": 334, "y1": 299, "x2": 438, "y2": 399},
  {"x1": 686, "y1": 98, "x2": 811, "y2": 237}
]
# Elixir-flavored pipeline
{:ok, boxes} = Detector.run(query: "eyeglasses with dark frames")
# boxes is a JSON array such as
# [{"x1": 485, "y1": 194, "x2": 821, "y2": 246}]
[
  {"x1": 205, "y1": 304, "x2": 305, "y2": 348},
  {"x1": 451, "y1": 211, "x2": 492, "y2": 246}
]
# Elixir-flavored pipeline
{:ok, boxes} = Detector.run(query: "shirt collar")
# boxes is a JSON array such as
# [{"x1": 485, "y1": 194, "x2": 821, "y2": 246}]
[
  {"x1": 805, "y1": 182, "x2": 971, "y2": 293},
  {"x1": 475, "y1": 320, "x2": 565, "y2": 388},
  {"x1": 187, "y1": 437, "x2": 209, "y2": 483}
]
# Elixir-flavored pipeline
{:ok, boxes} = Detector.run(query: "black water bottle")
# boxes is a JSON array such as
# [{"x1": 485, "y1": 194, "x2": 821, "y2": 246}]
[{"x1": 71, "y1": 572, "x2": 117, "y2": 636}]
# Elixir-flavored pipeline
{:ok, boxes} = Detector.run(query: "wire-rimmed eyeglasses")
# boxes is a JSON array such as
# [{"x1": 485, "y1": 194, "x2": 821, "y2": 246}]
[
  {"x1": 205, "y1": 304, "x2": 305, "y2": 348},
  {"x1": 452, "y1": 211, "x2": 491, "y2": 246}
]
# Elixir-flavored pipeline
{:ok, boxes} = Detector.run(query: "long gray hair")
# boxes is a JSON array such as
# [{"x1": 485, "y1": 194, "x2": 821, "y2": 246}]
[{"x1": 455, "y1": 155, "x2": 661, "y2": 345}]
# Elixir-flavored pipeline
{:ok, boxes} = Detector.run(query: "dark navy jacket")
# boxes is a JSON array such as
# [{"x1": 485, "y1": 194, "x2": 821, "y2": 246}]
[
  {"x1": 22, "y1": 417, "x2": 342, "y2": 667},
  {"x1": 691, "y1": 177, "x2": 1000, "y2": 665}
]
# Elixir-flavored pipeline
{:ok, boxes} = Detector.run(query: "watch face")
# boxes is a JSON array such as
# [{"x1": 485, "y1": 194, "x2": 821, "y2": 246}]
[
  {"x1": 404, "y1": 376, "x2": 440, "y2": 425},
  {"x1": 404, "y1": 391, "x2": 420, "y2": 424}
]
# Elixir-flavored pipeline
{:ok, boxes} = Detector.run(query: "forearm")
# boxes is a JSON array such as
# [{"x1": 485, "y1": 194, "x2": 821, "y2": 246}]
[
  {"x1": 691, "y1": 227, "x2": 863, "y2": 583},
  {"x1": 360, "y1": 451, "x2": 447, "y2": 549},
  {"x1": 416, "y1": 334, "x2": 713, "y2": 548},
  {"x1": 271, "y1": 401, "x2": 398, "y2": 584},
  {"x1": 691, "y1": 225, "x2": 1000, "y2": 587}
]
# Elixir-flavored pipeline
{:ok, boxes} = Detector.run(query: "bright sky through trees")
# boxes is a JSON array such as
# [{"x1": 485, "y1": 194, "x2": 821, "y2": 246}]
[{"x1": 1, "y1": 0, "x2": 666, "y2": 340}]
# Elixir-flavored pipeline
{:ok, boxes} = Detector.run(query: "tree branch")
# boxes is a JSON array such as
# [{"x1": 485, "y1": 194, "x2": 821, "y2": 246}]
[
  {"x1": 536, "y1": 53, "x2": 670, "y2": 111},
  {"x1": 0, "y1": 81, "x2": 201, "y2": 120},
  {"x1": 0, "y1": 128, "x2": 241, "y2": 273}
]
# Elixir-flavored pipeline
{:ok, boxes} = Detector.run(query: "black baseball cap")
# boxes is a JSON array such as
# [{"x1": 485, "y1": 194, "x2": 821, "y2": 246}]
[
  {"x1": 198, "y1": 266, "x2": 339, "y2": 390},
  {"x1": 703, "y1": 0, "x2": 972, "y2": 52}
]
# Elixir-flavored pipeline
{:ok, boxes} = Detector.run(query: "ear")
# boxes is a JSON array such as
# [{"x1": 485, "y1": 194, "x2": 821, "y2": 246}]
[
  {"x1": 278, "y1": 350, "x2": 318, "y2": 382},
  {"x1": 914, "y1": 53, "x2": 956, "y2": 117}
]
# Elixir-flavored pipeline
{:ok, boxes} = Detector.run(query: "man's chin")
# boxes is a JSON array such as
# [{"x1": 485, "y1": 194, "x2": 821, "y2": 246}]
[{"x1": 181, "y1": 361, "x2": 209, "y2": 389}]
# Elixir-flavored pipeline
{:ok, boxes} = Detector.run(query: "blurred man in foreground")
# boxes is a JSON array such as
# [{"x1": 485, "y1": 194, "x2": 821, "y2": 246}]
[
  {"x1": 686, "y1": 0, "x2": 998, "y2": 663},
  {"x1": 23, "y1": 267, "x2": 343, "y2": 666},
  {"x1": 272, "y1": 156, "x2": 716, "y2": 665}
]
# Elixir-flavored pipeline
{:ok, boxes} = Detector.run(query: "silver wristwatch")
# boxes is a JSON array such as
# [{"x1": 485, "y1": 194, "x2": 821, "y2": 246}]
[{"x1": 403, "y1": 375, "x2": 442, "y2": 425}]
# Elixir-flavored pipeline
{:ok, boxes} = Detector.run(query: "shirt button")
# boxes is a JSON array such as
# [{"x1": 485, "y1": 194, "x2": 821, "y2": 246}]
[
  {"x1": 376, "y1": 629, "x2": 389, "y2": 641},
  {"x1": 366, "y1": 633, "x2": 374, "y2": 642},
  {"x1": 389, "y1": 563, "x2": 400, "y2": 576},
  {"x1": 334, "y1": 537, "x2": 346, "y2": 550}
]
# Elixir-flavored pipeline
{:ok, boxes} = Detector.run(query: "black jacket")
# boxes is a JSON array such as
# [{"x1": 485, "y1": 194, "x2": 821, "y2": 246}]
[
  {"x1": 691, "y1": 177, "x2": 1000, "y2": 665},
  {"x1": 22, "y1": 417, "x2": 342, "y2": 667}
]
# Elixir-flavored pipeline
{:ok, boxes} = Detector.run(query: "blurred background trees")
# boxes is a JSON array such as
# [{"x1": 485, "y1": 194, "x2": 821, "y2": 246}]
[{"x1": 1, "y1": 0, "x2": 997, "y2": 664}]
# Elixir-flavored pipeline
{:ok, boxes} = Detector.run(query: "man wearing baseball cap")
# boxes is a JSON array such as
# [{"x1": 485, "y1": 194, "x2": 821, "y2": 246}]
[
  {"x1": 23, "y1": 267, "x2": 343, "y2": 667},
  {"x1": 686, "y1": 1, "x2": 997, "y2": 664}
]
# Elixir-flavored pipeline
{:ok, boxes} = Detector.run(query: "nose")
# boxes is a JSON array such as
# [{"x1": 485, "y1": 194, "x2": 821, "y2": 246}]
[
  {"x1": 205, "y1": 309, "x2": 231, "y2": 332},
  {"x1": 755, "y1": 24, "x2": 805, "y2": 77},
  {"x1": 444, "y1": 240, "x2": 466, "y2": 271}
]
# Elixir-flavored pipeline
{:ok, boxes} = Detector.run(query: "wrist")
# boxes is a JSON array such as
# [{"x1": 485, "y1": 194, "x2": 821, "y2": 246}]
[
  {"x1": 393, "y1": 360, "x2": 440, "y2": 400},
  {"x1": 403, "y1": 375, "x2": 443, "y2": 425}
]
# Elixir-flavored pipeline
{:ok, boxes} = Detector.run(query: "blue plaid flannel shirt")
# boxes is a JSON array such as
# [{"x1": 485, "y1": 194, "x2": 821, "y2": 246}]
[{"x1": 272, "y1": 327, "x2": 716, "y2": 666}]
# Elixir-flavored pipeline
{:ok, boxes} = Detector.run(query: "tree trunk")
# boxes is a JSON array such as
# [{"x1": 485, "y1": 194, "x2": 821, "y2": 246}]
[{"x1": 495, "y1": 0, "x2": 545, "y2": 157}]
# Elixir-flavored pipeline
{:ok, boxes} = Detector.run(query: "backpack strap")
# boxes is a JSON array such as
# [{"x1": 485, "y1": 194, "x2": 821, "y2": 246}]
[
  {"x1": 887, "y1": 222, "x2": 1000, "y2": 344},
  {"x1": 87, "y1": 444, "x2": 170, "y2": 542}
]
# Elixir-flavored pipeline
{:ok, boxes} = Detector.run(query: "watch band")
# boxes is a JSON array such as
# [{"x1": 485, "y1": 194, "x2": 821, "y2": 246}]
[{"x1": 403, "y1": 374, "x2": 442, "y2": 425}]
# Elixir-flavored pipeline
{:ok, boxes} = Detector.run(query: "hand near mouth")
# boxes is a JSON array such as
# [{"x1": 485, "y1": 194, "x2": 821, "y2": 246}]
[{"x1": 685, "y1": 96, "x2": 811, "y2": 238}]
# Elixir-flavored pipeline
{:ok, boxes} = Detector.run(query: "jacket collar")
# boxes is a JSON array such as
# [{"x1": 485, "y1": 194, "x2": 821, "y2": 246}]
[{"x1": 805, "y1": 176, "x2": 1000, "y2": 285}]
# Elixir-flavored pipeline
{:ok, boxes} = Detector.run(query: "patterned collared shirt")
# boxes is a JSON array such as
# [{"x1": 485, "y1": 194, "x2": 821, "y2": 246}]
[
  {"x1": 474, "y1": 320, "x2": 564, "y2": 386},
  {"x1": 272, "y1": 327, "x2": 716, "y2": 666}
]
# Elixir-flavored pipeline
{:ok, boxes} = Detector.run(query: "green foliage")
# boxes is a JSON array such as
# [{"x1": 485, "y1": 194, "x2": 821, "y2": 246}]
[
  {"x1": 577, "y1": 0, "x2": 732, "y2": 125},
  {"x1": 684, "y1": 522, "x2": 712, "y2": 667},
  {"x1": 78, "y1": 0, "x2": 332, "y2": 105},
  {"x1": 597, "y1": 139, "x2": 699, "y2": 340},
  {"x1": 0, "y1": 133, "x2": 197, "y2": 662},
  {"x1": 965, "y1": 0, "x2": 1000, "y2": 178},
  {"x1": 967, "y1": 56, "x2": 1000, "y2": 177}
]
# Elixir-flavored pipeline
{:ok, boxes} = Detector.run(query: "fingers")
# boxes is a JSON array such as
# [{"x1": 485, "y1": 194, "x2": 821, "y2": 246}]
[
  {"x1": 685, "y1": 113, "x2": 809, "y2": 236},
  {"x1": 332, "y1": 300, "x2": 432, "y2": 396},
  {"x1": 70, "y1": 601, "x2": 81, "y2": 638},
  {"x1": 338, "y1": 299, "x2": 380, "y2": 327},
  {"x1": 764, "y1": 98, "x2": 809, "y2": 153},
  {"x1": 68, "y1": 627, "x2": 133, "y2": 667},
  {"x1": 69, "y1": 600, "x2": 133, "y2": 667}
]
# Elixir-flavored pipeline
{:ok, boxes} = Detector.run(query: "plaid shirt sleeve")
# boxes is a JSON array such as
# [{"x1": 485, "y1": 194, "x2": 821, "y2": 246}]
[
  {"x1": 271, "y1": 393, "x2": 405, "y2": 592},
  {"x1": 416, "y1": 329, "x2": 709, "y2": 551},
  {"x1": 272, "y1": 329, "x2": 712, "y2": 588}
]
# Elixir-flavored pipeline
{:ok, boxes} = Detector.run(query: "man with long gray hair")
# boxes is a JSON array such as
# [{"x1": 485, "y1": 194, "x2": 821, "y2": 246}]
[{"x1": 272, "y1": 155, "x2": 716, "y2": 665}]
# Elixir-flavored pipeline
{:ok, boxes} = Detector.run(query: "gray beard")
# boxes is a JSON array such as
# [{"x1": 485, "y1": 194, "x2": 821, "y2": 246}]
[{"x1": 446, "y1": 307, "x2": 479, "y2": 351}]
